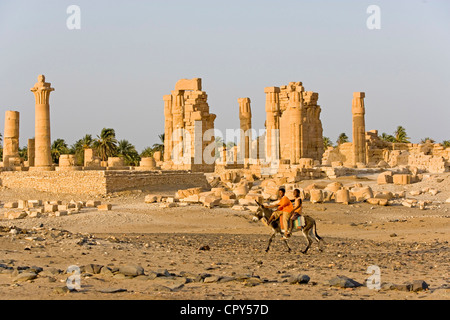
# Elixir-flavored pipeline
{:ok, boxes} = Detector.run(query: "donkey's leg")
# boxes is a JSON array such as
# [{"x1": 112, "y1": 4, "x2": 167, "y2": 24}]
[
  {"x1": 302, "y1": 229, "x2": 312, "y2": 254},
  {"x1": 283, "y1": 239, "x2": 291, "y2": 253},
  {"x1": 266, "y1": 233, "x2": 276, "y2": 253}
]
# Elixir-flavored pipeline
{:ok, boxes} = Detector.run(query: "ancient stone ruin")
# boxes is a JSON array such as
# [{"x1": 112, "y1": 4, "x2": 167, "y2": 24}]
[{"x1": 0, "y1": 75, "x2": 448, "y2": 196}]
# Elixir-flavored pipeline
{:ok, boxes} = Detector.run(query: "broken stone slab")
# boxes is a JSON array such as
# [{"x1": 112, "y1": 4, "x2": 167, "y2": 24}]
[
  {"x1": 98, "y1": 204, "x2": 112, "y2": 211},
  {"x1": 55, "y1": 211, "x2": 68, "y2": 217},
  {"x1": 27, "y1": 211, "x2": 42, "y2": 218},
  {"x1": 28, "y1": 200, "x2": 43, "y2": 207},
  {"x1": 4, "y1": 202, "x2": 18, "y2": 209},
  {"x1": 335, "y1": 189, "x2": 350, "y2": 205},
  {"x1": 180, "y1": 195, "x2": 200, "y2": 204},
  {"x1": 202, "y1": 196, "x2": 221, "y2": 208},
  {"x1": 177, "y1": 187, "x2": 202, "y2": 199},
  {"x1": 86, "y1": 200, "x2": 101, "y2": 208},
  {"x1": 58, "y1": 205, "x2": 68, "y2": 211},
  {"x1": 221, "y1": 191, "x2": 236, "y2": 200},
  {"x1": 44, "y1": 204, "x2": 58, "y2": 213},
  {"x1": 377, "y1": 171, "x2": 393, "y2": 185},
  {"x1": 219, "y1": 199, "x2": 237, "y2": 208},
  {"x1": 351, "y1": 186, "x2": 374, "y2": 202},
  {"x1": 18, "y1": 200, "x2": 28, "y2": 209},
  {"x1": 393, "y1": 174, "x2": 412, "y2": 185},
  {"x1": 143, "y1": 195, "x2": 159, "y2": 203},
  {"x1": 233, "y1": 185, "x2": 249, "y2": 199},
  {"x1": 366, "y1": 198, "x2": 388, "y2": 206},
  {"x1": 5, "y1": 211, "x2": 27, "y2": 220}
]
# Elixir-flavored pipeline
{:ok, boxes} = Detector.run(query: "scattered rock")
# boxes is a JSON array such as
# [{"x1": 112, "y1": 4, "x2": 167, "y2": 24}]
[
  {"x1": 13, "y1": 272, "x2": 37, "y2": 282},
  {"x1": 329, "y1": 275, "x2": 363, "y2": 288},
  {"x1": 119, "y1": 264, "x2": 144, "y2": 277},
  {"x1": 99, "y1": 288, "x2": 127, "y2": 294}
]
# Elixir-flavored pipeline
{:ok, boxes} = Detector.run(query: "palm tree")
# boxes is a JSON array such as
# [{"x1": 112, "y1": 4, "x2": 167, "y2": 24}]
[
  {"x1": 140, "y1": 147, "x2": 154, "y2": 158},
  {"x1": 226, "y1": 141, "x2": 236, "y2": 149},
  {"x1": 336, "y1": 133, "x2": 349, "y2": 146},
  {"x1": 151, "y1": 134, "x2": 165, "y2": 156},
  {"x1": 381, "y1": 132, "x2": 396, "y2": 143},
  {"x1": 420, "y1": 137, "x2": 435, "y2": 144},
  {"x1": 323, "y1": 137, "x2": 333, "y2": 149},
  {"x1": 93, "y1": 128, "x2": 118, "y2": 161},
  {"x1": 442, "y1": 140, "x2": 450, "y2": 148},
  {"x1": 19, "y1": 146, "x2": 28, "y2": 161},
  {"x1": 71, "y1": 134, "x2": 95, "y2": 165},
  {"x1": 51, "y1": 139, "x2": 69, "y2": 164},
  {"x1": 394, "y1": 126, "x2": 410, "y2": 143},
  {"x1": 117, "y1": 139, "x2": 140, "y2": 166}
]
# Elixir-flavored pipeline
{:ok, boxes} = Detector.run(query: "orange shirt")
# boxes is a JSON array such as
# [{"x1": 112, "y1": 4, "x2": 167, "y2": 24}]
[{"x1": 278, "y1": 196, "x2": 294, "y2": 213}]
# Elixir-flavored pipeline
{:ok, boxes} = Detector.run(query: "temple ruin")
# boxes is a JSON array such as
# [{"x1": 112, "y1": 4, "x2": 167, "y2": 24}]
[
  {"x1": 161, "y1": 78, "x2": 216, "y2": 172},
  {"x1": 0, "y1": 75, "x2": 448, "y2": 195}
]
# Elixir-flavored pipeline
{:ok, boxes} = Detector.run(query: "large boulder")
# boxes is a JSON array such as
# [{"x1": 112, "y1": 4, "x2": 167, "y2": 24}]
[
  {"x1": 233, "y1": 184, "x2": 249, "y2": 199},
  {"x1": 335, "y1": 189, "x2": 350, "y2": 205},
  {"x1": 393, "y1": 174, "x2": 412, "y2": 185},
  {"x1": 310, "y1": 189, "x2": 323, "y2": 204},
  {"x1": 377, "y1": 171, "x2": 393, "y2": 185},
  {"x1": 177, "y1": 187, "x2": 202, "y2": 199},
  {"x1": 351, "y1": 186, "x2": 374, "y2": 202}
]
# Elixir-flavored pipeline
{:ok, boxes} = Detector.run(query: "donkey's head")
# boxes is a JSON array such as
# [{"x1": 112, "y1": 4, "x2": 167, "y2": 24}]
[{"x1": 253, "y1": 200, "x2": 271, "y2": 223}]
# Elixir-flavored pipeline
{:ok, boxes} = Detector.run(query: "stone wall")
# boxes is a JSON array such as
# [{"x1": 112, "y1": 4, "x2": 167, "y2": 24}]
[
  {"x1": 0, "y1": 170, "x2": 209, "y2": 196},
  {"x1": 0, "y1": 171, "x2": 107, "y2": 196}
]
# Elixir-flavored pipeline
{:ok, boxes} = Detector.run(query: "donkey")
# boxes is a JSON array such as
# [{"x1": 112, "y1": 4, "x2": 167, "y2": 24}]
[{"x1": 254, "y1": 201, "x2": 323, "y2": 254}]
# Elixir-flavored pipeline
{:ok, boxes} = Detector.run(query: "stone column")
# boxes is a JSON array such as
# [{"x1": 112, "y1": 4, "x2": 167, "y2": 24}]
[
  {"x1": 352, "y1": 92, "x2": 367, "y2": 166},
  {"x1": 171, "y1": 90, "x2": 185, "y2": 163},
  {"x1": 264, "y1": 87, "x2": 280, "y2": 162},
  {"x1": 163, "y1": 95, "x2": 173, "y2": 162},
  {"x1": 30, "y1": 75, "x2": 54, "y2": 170},
  {"x1": 3, "y1": 111, "x2": 20, "y2": 167},
  {"x1": 287, "y1": 86, "x2": 304, "y2": 165},
  {"x1": 27, "y1": 138, "x2": 35, "y2": 167},
  {"x1": 238, "y1": 97, "x2": 252, "y2": 162}
]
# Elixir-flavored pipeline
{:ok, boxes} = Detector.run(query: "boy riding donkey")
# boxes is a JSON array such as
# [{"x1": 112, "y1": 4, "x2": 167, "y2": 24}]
[{"x1": 266, "y1": 188, "x2": 304, "y2": 240}]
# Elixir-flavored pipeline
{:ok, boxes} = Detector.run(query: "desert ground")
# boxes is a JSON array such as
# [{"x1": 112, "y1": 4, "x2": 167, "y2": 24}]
[{"x1": 0, "y1": 173, "x2": 448, "y2": 300}]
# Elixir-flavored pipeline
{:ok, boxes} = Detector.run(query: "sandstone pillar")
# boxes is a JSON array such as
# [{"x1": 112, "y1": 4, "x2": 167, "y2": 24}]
[
  {"x1": 3, "y1": 111, "x2": 20, "y2": 167},
  {"x1": 238, "y1": 97, "x2": 252, "y2": 162},
  {"x1": 27, "y1": 138, "x2": 35, "y2": 167},
  {"x1": 30, "y1": 75, "x2": 54, "y2": 170},
  {"x1": 171, "y1": 90, "x2": 185, "y2": 163},
  {"x1": 264, "y1": 87, "x2": 280, "y2": 162},
  {"x1": 286, "y1": 86, "x2": 304, "y2": 164},
  {"x1": 352, "y1": 92, "x2": 367, "y2": 166},
  {"x1": 163, "y1": 95, "x2": 173, "y2": 162}
]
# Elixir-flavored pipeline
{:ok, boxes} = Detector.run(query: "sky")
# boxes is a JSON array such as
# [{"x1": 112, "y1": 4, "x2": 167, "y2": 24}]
[{"x1": 0, "y1": 0, "x2": 449, "y2": 152}]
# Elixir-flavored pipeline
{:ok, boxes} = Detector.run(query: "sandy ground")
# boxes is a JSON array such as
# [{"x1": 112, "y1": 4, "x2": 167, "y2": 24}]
[{"x1": 0, "y1": 173, "x2": 449, "y2": 300}]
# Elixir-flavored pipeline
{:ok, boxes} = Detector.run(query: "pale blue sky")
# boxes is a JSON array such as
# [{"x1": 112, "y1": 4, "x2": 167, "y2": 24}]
[{"x1": 0, "y1": 0, "x2": 449, "y2": 151}]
